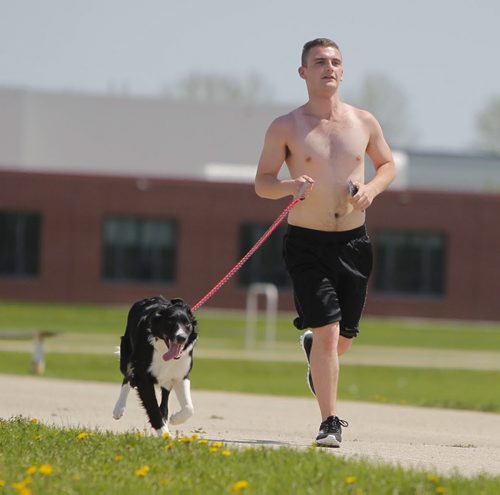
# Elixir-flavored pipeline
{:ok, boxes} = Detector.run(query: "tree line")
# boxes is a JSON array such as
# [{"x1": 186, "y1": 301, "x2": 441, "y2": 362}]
[{"x1": 164, "y1": 72, "x2": 500, "y2": 154}]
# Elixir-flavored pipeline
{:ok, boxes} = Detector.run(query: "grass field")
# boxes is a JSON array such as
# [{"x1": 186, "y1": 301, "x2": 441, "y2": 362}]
[
  {"x1": 1, "y1": 417, "x2": 499, "y2": 495},
  {"x1": 1, "y1": 301, "x2": 500, "y2": 493},
  {"x1": 1, "y1": 300, "x2": 500, "y2": 412},
  {"x1": 2, "y1": 300, "x2": 500, "y2": 350},
  {"x1": 1, "y1": 350, "x2": 499, "y2": 413}
]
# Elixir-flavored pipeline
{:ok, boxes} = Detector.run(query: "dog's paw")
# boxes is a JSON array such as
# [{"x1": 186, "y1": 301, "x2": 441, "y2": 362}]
[
  {"x1": 155, "y1": 424, "x2": 170, "y2": 437},
  {"x1": 169, "y1": 405, "x2": 194, "y2": 425},
  {"x1": 112, "y1": 404, "x2": 125, "y2": 420}
]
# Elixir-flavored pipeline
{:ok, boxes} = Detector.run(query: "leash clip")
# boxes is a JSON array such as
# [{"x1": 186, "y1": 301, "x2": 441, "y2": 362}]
[{"x1": 295, "y1": 181, "x2": 311, "y2": 200}]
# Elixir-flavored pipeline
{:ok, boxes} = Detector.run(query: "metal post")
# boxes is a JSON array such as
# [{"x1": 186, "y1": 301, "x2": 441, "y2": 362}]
[
  {"x1": 245, "y1": 283, "x2": 278, "y2": 349},
  {"x1": 32, "y1": 331, "x2": 45, "y2": 375}
]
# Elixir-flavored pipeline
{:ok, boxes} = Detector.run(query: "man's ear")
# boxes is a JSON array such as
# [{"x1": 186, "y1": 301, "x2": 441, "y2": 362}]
[{"x1": 298, "y1": 66, "x2": 306, "y2": 80}]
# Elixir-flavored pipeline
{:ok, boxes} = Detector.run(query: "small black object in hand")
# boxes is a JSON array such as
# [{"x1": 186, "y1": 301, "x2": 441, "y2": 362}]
[{"x1": 348, "y1": 180, "x2": 359, "y2": 197}]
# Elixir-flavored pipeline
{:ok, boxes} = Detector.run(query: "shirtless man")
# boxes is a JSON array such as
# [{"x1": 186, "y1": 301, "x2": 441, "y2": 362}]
[{"x1": 255, "y1": 38, "x2": 395, "y2": 447}]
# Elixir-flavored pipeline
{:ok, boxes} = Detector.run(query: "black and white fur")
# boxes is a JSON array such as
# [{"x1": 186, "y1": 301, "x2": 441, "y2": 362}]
[{"x1": 112, "y1": 296, "x2": 198, "y2": 435}]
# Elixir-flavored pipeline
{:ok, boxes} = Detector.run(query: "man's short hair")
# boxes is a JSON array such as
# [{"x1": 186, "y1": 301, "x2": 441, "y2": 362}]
[{"x1": 301, "y1": 38, "x2": 341, "y2": 67}]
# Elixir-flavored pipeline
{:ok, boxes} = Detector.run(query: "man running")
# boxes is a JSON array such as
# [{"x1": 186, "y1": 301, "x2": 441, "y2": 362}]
[{"x1": 255, "y1": 38, "x2": 395, "y2": 447}]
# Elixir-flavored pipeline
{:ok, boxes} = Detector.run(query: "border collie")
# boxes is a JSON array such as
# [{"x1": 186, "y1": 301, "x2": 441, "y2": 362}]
[{"x1": 112, "y1": 296, "x2": 198, "y2": 435}]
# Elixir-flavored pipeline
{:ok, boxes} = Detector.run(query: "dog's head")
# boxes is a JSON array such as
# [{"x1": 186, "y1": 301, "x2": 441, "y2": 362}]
[{"x1": 148, "y1": 298, "x2": 198, "y2": 361}]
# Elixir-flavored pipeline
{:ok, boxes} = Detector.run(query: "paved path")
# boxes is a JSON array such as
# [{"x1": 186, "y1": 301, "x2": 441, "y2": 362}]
[{"x1": 1, "y1": 374, "x2": 499, "y2": 478}]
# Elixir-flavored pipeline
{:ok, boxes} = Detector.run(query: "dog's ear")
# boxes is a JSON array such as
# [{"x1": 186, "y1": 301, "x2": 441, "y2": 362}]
[
  {"x1": 171, "y1": 298, "x2": 193, "y2": 315},
  {"x1": 170, "y1": 298, "x2": 185, "y2": 307}
]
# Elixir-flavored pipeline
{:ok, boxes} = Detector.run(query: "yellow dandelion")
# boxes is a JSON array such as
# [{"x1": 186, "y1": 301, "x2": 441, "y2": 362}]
[
  {"x1": 30, "y1": 418, "x2": 39, "y2": 425},
  {"x1": 0, "y1": 480, "x2": 5, "y2": 487},
  {"x1": 211, "y1": 441, "x2": 223, "y2": 448},
  {"x1": 135, "y1": 466, "x2": 150, "y2": 477},
  {"x1": 165, "y1": 442, "x2": 174, "y2": 450},
  {"x1": 15, "y1": 487, "x2": 32, "y2": 495},
  {"x1": 11, "y1": 481, "x2": 27, "y2": 490},
  {"x1": 38, "y1": 464, "x2": 54, "y2": 476},
  {"x1": 198, "y1": 438, "x2": 209, "y2": 444},
  {"x1": 190, "y1": 433, "x2": 199, "y2": 441},
  {"x1": 345, "y1": 475, "x2": 357, "y2": 484},
  {"x1": 26, "y1": 466, "x2": 38, "y2": 475},
  {"x1": 222, "y1": 450, "x2": 231, "y2": 456},
  {"x1": 209, "y1": 447, "x2": 219, "y2": 454},
  {"x1": 436, "y1": 487, "x2": 447, "y2": 494},
  {"x1": 427, "y1": 473, "x2": 439, "y2": 483},
  {"x1": 180, "y1": 435, "x2": 192, "y2": 443},
  {"x1": 161, "y1": 432, "x2": 171, "y2": 440},
  {"x1": 231, "y1": 480, "x2": 249, "y2": 493},
  {"x1": 72, "y1": 474, "x2": 80, "y2": 481},
  {"x1": 114, "y1": 455, "x2": 124, "y2": 462},
  {"x1": 77, "y1": 432, "x2": 88, "y2": 440}
]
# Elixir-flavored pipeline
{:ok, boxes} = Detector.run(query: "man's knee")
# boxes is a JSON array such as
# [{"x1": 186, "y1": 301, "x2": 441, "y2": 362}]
[
  {"x1": 312, "y1": 321, "x2": 340, "y2": 348},
  {"x1": 338, "y1": 336, "x2": 353, "y2": 356}
]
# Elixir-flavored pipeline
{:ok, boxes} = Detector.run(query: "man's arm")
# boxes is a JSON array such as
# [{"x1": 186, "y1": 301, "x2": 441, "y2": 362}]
[
  {"x1": 255, "y1": 116, "x2": 313, "y2": 199},
  {"x1": 351, "y1": 112, "x2": 396, "y2": 211}
]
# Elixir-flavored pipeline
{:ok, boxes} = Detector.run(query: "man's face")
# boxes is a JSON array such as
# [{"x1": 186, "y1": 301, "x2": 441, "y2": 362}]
[{"x1": 299, "y1": 46, "x2": 344, "y2": 92}]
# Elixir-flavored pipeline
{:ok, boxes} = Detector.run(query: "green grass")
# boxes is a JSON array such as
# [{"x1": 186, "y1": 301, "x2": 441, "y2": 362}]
[
  {"x1": 1, "y1": 301, "x2": 500, "y2": 492},
  {"x1": 1, "y1": 418, "x2": 499, "y2": 495},
  {"x1": 1, "y1": 300, "x2": 500, "y2": 413},
  {"x1": 1, "y1": 351, "x2": 499, "y2": 412},
  {"x1": 2, "y1": 300, "x2": 500, "y2": 351},
  {"x1": 0, "y1": 300, "x2": 127, "y2": 335}
]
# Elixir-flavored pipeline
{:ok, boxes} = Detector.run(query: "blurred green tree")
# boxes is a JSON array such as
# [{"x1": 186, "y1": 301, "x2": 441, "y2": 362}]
[
  {"x1": 348, "y1": 72, "x2": 417, "y2": 148},
  {"x1": 475, "y1": 95, "x2": 500, "y2": 154}
]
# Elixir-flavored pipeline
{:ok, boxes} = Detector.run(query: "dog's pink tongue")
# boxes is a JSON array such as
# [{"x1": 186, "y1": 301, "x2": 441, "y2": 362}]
[{"x1": 162, "y1": 342, "x2": 182, "y2": 361}]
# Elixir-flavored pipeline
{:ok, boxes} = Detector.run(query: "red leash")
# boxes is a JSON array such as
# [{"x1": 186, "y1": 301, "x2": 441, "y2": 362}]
[{"x1": 191, "y1": 184, "x2": 308, "y2": 312}]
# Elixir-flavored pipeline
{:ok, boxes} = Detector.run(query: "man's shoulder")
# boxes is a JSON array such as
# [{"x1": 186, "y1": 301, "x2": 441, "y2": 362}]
[
  {"x1": 346, "y1": 103, "x2": 382, "y2": 128},
  {"x1": 344, "y1": 103, "x2": 375, "y2": 121},
  {"x1": 267, "y1": 107, "x2": 303, "y2": 134},
  {"x1": 272, "y1": 106, "x2": 302, "y2": 125},
  {"x1": 343, "y1": 104, "x2": 385, "y2": 142}
]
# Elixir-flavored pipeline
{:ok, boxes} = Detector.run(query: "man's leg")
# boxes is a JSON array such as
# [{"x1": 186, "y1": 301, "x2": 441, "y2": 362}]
[
  {"x1": 310, "y1": 322, "x2": 340, "y2": 420},
  {"x1": 338, "y1": 335, "x2": 353, "y2": 356},
  {"x1": 301, "y1": 330, "x2": 353, "y2": 395},
  {"x1": 306, "y1": 324, "x2": 351, "y2": 447}
]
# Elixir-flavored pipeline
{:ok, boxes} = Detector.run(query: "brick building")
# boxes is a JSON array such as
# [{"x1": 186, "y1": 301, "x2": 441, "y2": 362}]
[{"x1": 1, "y1": 87, "x2": 499, "y2": 320}]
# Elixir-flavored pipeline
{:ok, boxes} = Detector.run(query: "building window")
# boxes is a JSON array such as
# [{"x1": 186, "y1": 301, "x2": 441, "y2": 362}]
[
  {"x1": 102, "y1": 216, "x2": 178, "y2": 283},
  {"x1": 373, "y1": 230, "x2": 447, "y2": 296},
  {"x1": 0, "y1": 211, "x2": 41, "y2": 277},
  {"x1": 238, "y1": 223, "x2": 290, "y2": 288}
]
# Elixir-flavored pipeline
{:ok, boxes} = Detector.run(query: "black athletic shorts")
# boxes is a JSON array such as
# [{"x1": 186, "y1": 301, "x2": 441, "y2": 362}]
[{"x1": 283, "y1": 224, "x2": 373, "y2": 338}]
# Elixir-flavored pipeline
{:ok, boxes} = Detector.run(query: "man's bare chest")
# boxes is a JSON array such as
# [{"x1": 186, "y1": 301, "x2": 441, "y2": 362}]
[
  {"x1": 286, "y1": 113, "x2": 367, "y2": 167},
  {"x1": 299, "y1": 123, "x2": 368, "y2": 163}
]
